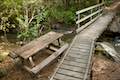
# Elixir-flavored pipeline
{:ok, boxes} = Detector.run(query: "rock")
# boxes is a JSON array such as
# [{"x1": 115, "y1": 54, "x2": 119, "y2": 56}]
[{"x1": 97, "y1": 42, "x2": 120, "y2": 62}]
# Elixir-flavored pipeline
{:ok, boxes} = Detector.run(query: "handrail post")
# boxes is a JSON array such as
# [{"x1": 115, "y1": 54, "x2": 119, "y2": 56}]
[
  {"x1": 78, "y1": 14, "x2": 80, "y2": 28},
  {"x1": 100, "y1": 3, "x2": 104, "y2": 14},
  {"x1": 90, "y1": 9, "x2": 93, "y2": 20},
  {"x1": 98, "y1": 5, "x2": 101, "y2": 16}
]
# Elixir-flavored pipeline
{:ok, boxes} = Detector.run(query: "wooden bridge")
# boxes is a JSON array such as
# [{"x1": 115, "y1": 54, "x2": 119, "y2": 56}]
[
  {"x1": 50, "y1": 3, "x2": 115, "y2": 80},
  {"x1": 9, "y1": 2, "x2": 116, "y2": 80}
]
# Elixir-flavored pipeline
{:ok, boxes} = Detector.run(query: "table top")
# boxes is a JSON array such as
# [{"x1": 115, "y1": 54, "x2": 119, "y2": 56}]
[{"x1": 13, "y1": 31, "x2": 63, "y2": 59}]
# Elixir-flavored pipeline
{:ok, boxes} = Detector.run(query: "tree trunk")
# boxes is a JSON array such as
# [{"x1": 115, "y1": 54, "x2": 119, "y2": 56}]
[{"x1": 62, "y1": 0, "x2": 69, "y2": 9}]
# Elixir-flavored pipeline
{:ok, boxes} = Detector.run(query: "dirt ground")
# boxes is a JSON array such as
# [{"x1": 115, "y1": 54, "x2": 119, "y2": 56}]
[
  {"x1": 0, "y1": 50, "x2": 58, "y2": 80},
  {"x1": 92, "y1": 53, "x2": 120, "y2": 80},
  {"x1": 0, "y1": 41, "x2": 59, "y2": 80},
  {"x1": 0, "y1": 33, "x2": 73, "y2": 80}
]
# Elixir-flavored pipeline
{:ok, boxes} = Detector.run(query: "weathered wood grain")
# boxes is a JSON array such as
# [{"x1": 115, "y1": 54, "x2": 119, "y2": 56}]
[
  {"x1": 60, "y1": 64, "x2": 86, "y2": 73},
  {"x1": 51, "y1": 12, "x2": 114, "y2": 80},
  {"x1": 54, "y1": 73, "x2": 81, "y2": 80},
  {"x1": 24, "y1": 44, "x2": 68, "y2": 74},
  {"x1": 13, "y1": 31, "x2": 63, "y2": 59},
  {"x1": 57, "y1": 68, "x2": 84, "y2": 79}
]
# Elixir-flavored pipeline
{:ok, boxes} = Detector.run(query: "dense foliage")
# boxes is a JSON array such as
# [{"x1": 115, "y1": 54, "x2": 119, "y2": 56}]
[{"x1": 0, "y1": 0, "x2": 111, "y2": 41}]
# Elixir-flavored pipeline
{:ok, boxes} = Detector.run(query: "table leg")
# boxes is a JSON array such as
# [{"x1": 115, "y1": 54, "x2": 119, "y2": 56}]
[
  {"x1": 57, "y1": 38, "x2": 61, "y2": 46},
  {"x1": 29, "y1": 57, "x2": 35, "y2": 67}
]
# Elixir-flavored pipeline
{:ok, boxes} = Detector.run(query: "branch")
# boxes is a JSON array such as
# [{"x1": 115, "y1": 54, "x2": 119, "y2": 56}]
[{"x1": 29, "y1": 9, "x2": 36, "y2": 24}]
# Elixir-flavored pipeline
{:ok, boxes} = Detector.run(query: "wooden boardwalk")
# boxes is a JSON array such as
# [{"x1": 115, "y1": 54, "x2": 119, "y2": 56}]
[{"x1": 50, "y1": 12, "x2": 114, "y2": 80}]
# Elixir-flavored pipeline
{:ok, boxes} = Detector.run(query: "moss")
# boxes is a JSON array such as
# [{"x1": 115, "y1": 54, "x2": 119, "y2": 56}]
[{"x1": 0, "y1": 68, "x2": 7, "y2": 78}]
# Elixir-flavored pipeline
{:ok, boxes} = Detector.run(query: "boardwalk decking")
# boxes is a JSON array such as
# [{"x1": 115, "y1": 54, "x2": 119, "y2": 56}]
[{"x1": 50, "y1": 12, "x2": 114, "y2": 80}]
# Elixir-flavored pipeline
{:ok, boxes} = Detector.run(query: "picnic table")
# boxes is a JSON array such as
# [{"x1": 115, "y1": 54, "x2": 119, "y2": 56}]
[{"x1": 9, "y1": 31, "x2": 68, "y2": 74}]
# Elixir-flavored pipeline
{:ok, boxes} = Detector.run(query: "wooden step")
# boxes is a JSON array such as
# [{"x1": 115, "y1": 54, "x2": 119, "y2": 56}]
[
  {"x1": 70, "y1": 48, "x2": 90, "y2": 53},
  {"x1": 71, "y1": 46, "x2": 90, "y2": 50}
]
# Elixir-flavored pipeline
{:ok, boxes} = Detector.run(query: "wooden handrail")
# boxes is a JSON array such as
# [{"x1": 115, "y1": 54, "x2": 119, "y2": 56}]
[
  {"x1": 76, "y1": 3, "x2": 105, "y2": 32},
  {"x1": 76, "y1": 3, "x2": 104, "y2": 15},
  {"x1": 76, "y1": 9, "x2": 102, "y2": 24}
]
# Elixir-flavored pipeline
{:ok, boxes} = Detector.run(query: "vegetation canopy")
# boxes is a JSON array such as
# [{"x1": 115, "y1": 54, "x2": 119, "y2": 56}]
[{"x1": 0, "y1": 0, "x2": 111, "y2": 41}]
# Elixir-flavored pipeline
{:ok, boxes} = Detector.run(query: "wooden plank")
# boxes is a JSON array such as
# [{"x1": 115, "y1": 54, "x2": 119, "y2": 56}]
[
  {"x1": 70, "y1": 48, "x2": 90, "y2": 53},
  {"x1": 48, "y1": 46, "x2": 59, "y2": 52},
  {"x1": 60, "y1": 64, "x2": 86, "y2": 73},
  {"x1": 57, "y1": 68, "x2": 84, "y2": 79},
  {"x1": 71, "y1": 46, "x2": 90, "y2": 50},
  {"x1": 63, "y1": 60, "x2": 87, "y2": 68},
  {"x1": 9, "y1": 52, "x2": 18, "y2": 59},
  {"x1": 75, "y1": 41, "x2": 91, "y2": 45},
  {"x1": 83, "y1": 41, "x2": 95, "y2": 80},
  {"x1": 54, "y1": 73, "x2": 81, "y2": 80},
  {"x1": 72, "y1": 44, "x2": 90, "y2": 48},
  {"x1": 68, "y1": 51, "x2": 89, "y2": 56},
  {"x1": 71, "y1": 46, "x2": 90, "y2": 51},
  {"x1": 30, "y1": 44, "x2": 68, "y2": 74},
  {"x1": 75, "y1": 40, "x2": 91, "y2": 43},
  {"x1": 68, "y1": 53, "x2": 89, "y2": 60},
  {"x1": 77, "y1": 48, "x2": 90, "y2": 52},
  {"x1": 14, "y1": 31, "x2": 63, "y2": 59},
  {"x1": 50, "y1": 36, "x2": 78, "y2": 80},
  {"x1": 65, "y1": 56, "x2": 88, "y2": 64},
  {"x1": 76, "y1": 3, "x2": 104, "y2": 14}
]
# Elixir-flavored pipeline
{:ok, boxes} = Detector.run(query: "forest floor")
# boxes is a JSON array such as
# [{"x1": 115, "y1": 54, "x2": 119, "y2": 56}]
[
  {"x1": 92, "y1": 1, "x2": 120, "y2": 80},
  {"x1": 92, "y1": 28, "x2": 120, "y2": 80},
  {"x1": 0, "y1": 42, "x2": 58, "y2": 80},
  {"x1": 92, "y1": 54, "x2": 120, "y2": 80},
  {"x1": 0, "y1": 33, "x2": 74, "y2": 80},
  {"x1": 0, "y1": 33, "x2": 53, "y2": 80}
]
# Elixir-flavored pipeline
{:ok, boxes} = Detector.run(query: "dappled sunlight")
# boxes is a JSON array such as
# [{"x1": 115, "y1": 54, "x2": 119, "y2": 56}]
[{"x1": 0, "y1": 40, "x2": 19, "y2": 62}]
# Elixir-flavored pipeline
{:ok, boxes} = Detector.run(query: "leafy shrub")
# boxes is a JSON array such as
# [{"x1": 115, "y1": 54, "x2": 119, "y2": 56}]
[
  {"x1": 47, "y1": 5, "x2": 76, "y2": 26},
  {"x1": 17, "y1": 7, "x2": 48, "y2": 41}
]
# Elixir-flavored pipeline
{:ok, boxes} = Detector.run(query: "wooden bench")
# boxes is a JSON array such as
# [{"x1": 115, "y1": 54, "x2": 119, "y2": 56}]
[
  {"x1": 10, "y1": 31, "x2": 68, "y2": 74},
  {"x1": 24, "y1": 44, "x2": 68, "y2": 74}
]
